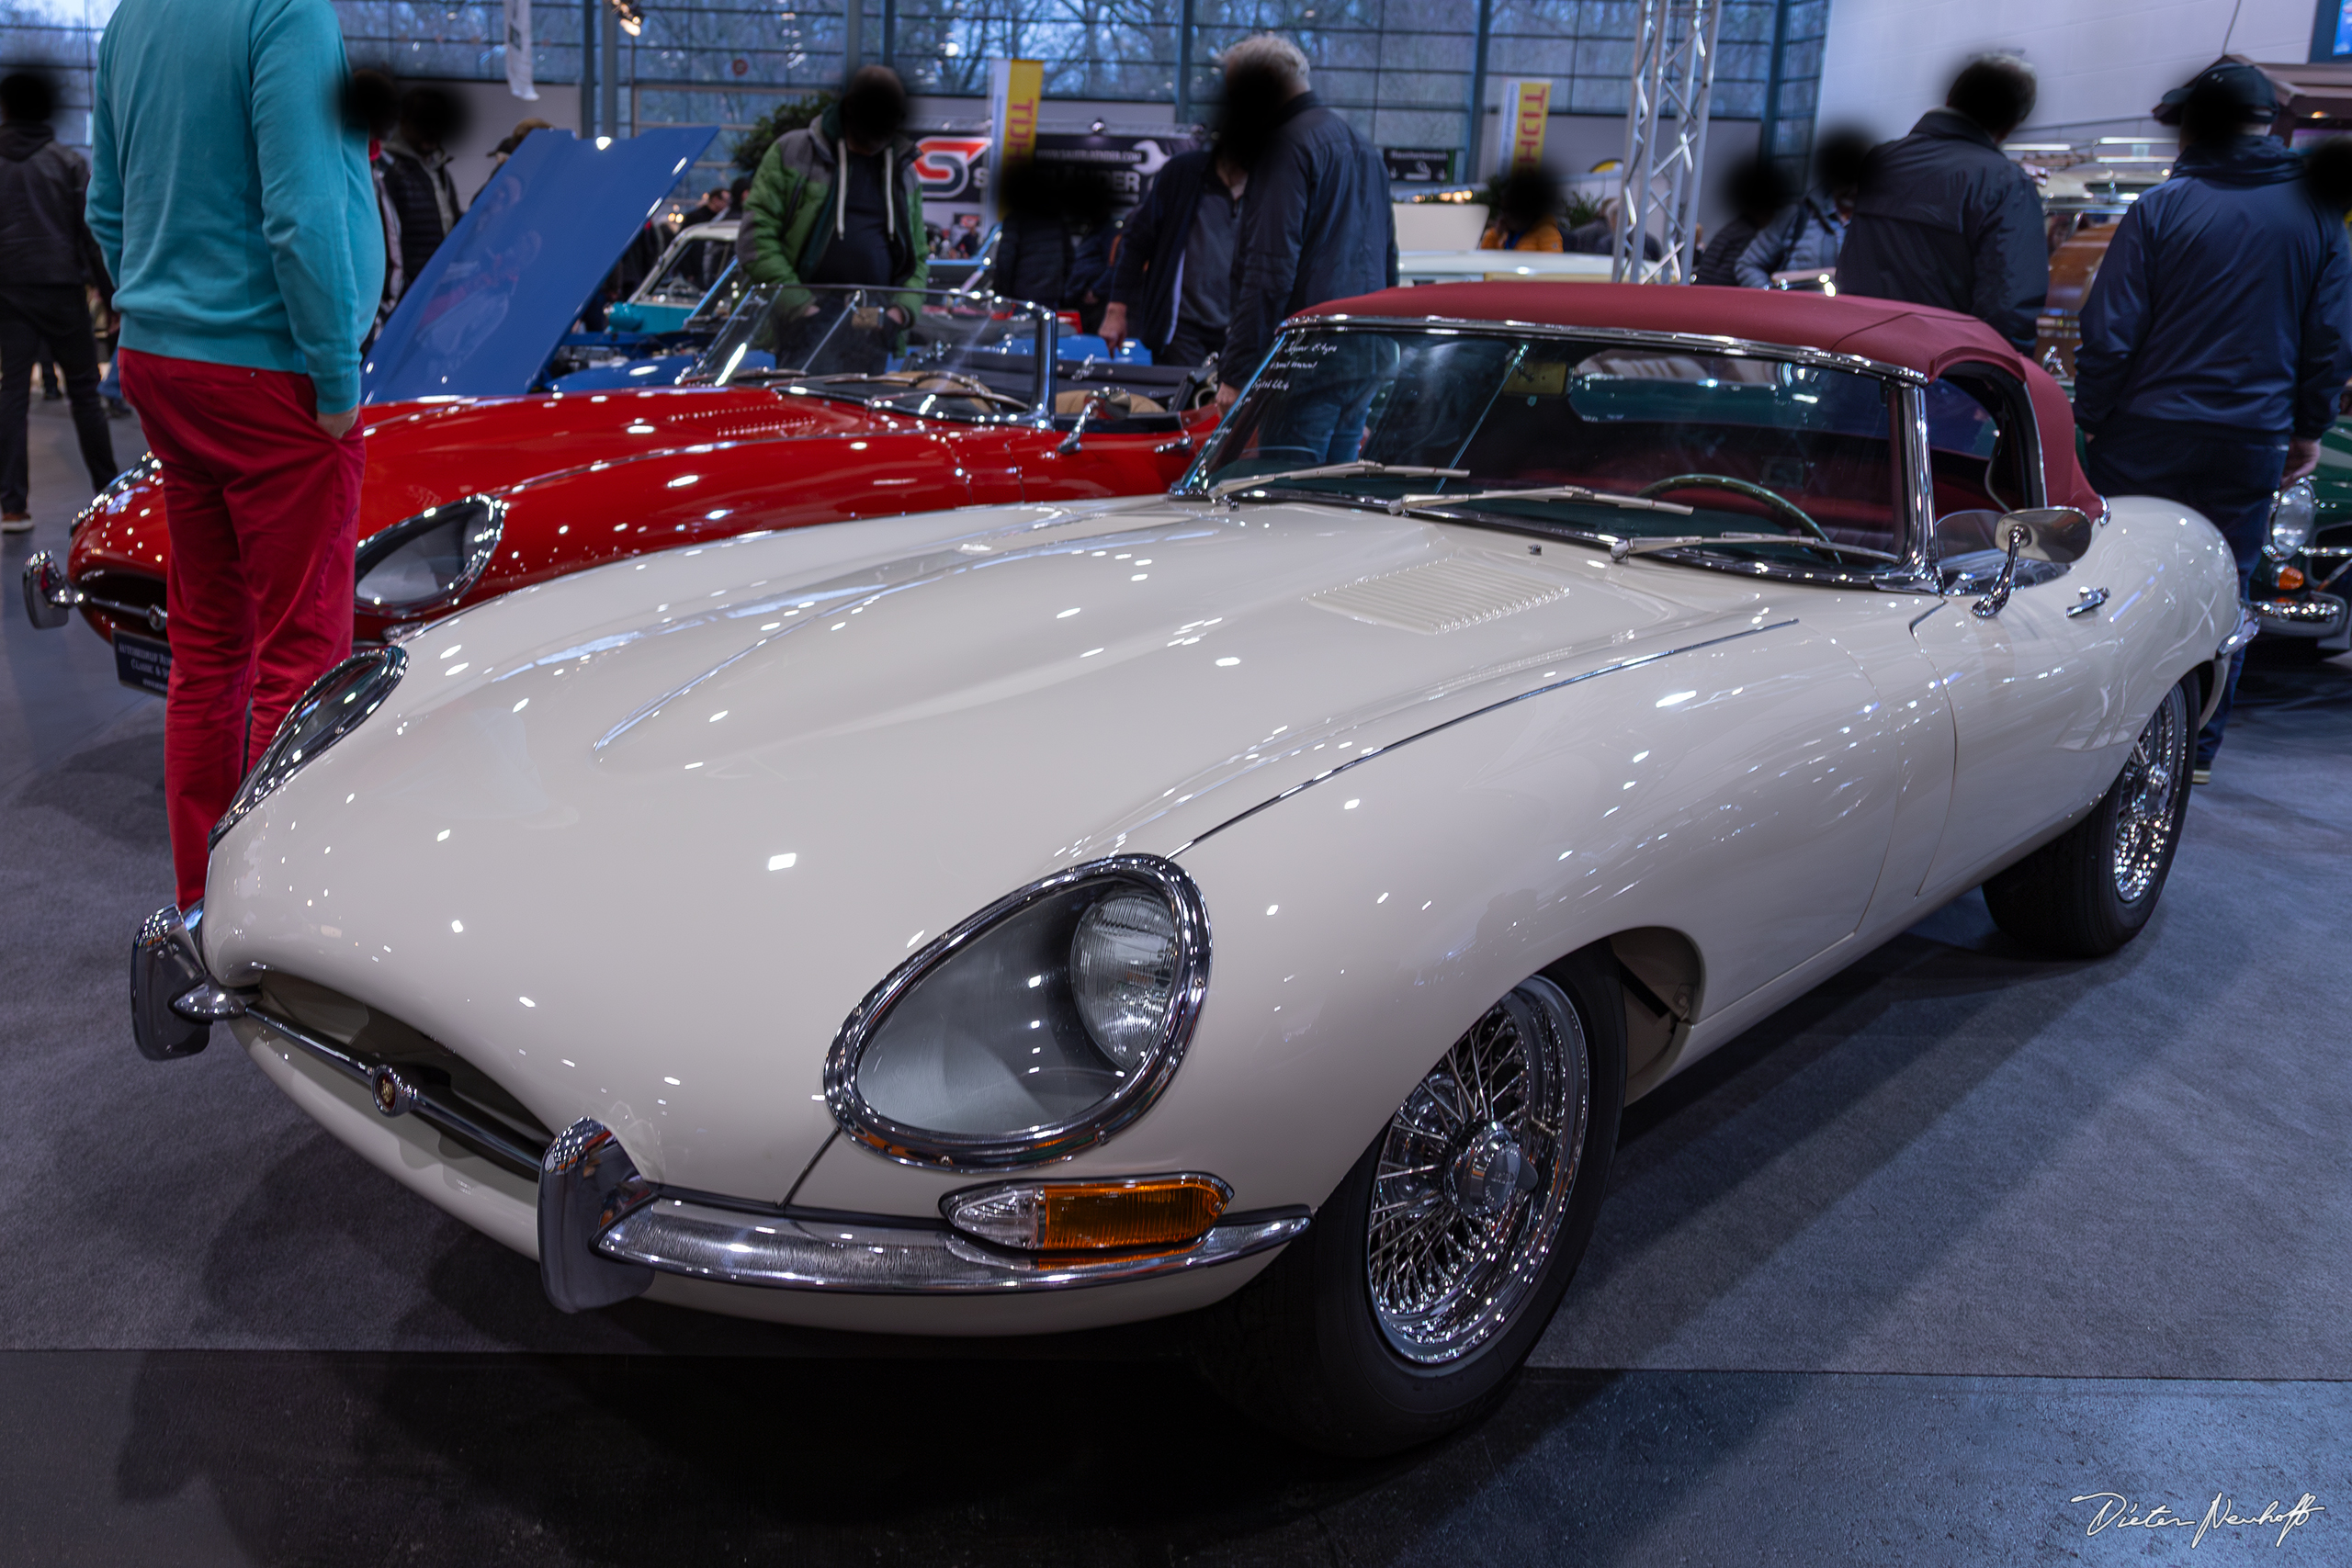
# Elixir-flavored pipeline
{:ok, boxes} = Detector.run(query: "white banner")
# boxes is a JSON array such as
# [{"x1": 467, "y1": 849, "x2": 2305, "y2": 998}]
[{"x1": 503, "y1": 0, "x2": 537, "y2": 101}]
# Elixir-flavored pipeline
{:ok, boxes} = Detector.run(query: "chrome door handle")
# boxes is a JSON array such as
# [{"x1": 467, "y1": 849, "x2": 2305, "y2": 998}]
[{"x1": 2065, "y1": 586, "x2": 2109, "y2": 618}]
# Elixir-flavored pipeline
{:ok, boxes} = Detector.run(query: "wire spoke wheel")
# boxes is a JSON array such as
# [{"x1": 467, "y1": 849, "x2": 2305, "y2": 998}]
[
  {"x1": 1365, "y1": 987, "x2": 1589, "y2": 1365},
  {"x1": 2111, "y1": 683, "x2": 2187, "y2": 904}
]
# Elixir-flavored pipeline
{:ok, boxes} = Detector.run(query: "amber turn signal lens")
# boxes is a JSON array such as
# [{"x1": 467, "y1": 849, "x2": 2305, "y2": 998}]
[
  {"x1": 2278, "y1": 565, "x2": 2307, "y2": 591},
  {"x1": 943, "y1": 1175, "x2": 1230, "y2": 1252}
]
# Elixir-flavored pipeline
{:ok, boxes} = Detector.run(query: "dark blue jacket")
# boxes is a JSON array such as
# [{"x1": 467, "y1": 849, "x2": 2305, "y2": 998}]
[
  {"x1": 2075, "y1": 136, "x2": 2352, "y2": 440},
  {"x1": 1111, "y1": 148, "x2": 1216, "y2": 351},
  {"x1": 1838, "y1": 109, "x2": 2049, "y2": 350},
  {"x1": 1222, "y1": 94, "x2": 1398, "y2": 386}
]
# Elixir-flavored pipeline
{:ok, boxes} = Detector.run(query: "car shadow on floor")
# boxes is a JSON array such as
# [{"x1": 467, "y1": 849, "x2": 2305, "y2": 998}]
[{"x1": 107, "y1": 1347, "x2": 1662, "y2": 1564}]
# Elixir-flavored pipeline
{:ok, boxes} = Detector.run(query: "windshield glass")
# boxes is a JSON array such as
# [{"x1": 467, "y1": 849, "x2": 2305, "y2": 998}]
[
  {"x1": 684, "y1": 284, "x2": 1052, "y2": 418},
  {"x1": 638, "y1": 231, "x2": 736, "y2": 305},
  {"x1": 1189, "y1": 327, "x2": 1905, "y2": 569}
]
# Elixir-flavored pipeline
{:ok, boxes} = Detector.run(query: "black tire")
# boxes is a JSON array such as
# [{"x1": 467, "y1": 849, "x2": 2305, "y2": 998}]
[
  {"x1": 1982, "y1": 675, "x2": 2195, "y2": 958},
  {"x1": 1192, "y1": 950, "x2": 1626, "y2": 1456}
]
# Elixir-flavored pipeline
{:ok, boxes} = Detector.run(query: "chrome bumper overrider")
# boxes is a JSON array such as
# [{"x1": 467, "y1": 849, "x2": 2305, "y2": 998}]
[
  {"x1": 2250, "y1": 594, "x2": 2346, "y2": 637},
  {"x1": 130, "y1": 904, "x2": 245, "y2": 1060},
  {"x1": 539, "y1": 1117, "x2": 1310, "y2": 1313}
]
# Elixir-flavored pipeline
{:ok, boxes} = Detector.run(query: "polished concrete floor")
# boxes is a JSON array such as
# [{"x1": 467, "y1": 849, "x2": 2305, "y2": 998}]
[{"x1": 5, "y1": 397, "x2": 2348, "y2": 1563}]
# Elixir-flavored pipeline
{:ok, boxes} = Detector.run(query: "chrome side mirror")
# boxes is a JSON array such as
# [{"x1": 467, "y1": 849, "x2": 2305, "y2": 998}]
[
  {"x1": 1971, "y1": 506, "x2": 2093, "y2": 619},
  {"x1": 21, "y1": 551, "x2": 80, "y2": 630}
]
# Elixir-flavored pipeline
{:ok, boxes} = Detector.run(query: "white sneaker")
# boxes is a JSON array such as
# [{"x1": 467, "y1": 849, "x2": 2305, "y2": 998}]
[{"x1": 1, "y1": 513, "x2": 33, "y2": 535}]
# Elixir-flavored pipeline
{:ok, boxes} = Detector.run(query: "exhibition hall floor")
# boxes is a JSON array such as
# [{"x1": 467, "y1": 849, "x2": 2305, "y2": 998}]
[{"x1": 5, "y1": 399, "x2": 2346, "y2": 1563}]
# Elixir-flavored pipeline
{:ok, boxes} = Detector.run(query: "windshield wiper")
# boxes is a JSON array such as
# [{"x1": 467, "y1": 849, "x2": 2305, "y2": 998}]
[
  {"x1": 1398, "y1": 485, "x2": 1695, "y2": 517},
  {"x1": 1204, "y1": 461, "x2": 1468, "y2": 502},
  {"x1": 1607, "y1": 533, "x2": 1900, "y2": 563}
]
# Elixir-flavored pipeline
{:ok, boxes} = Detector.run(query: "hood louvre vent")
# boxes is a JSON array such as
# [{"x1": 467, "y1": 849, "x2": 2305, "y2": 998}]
[{"x1": 1306, "y1": 556, "x2": 1571, "y2": 635}]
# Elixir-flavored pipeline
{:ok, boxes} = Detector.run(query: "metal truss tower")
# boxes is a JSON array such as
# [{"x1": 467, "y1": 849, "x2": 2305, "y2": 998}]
[{"x1": 1612, "y1": 0, "x2": 1725, "y2": 284}]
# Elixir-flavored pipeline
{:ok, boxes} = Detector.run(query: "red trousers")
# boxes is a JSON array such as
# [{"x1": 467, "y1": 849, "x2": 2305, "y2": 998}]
[{"x1": 119, "y1": 350, "x2": 365, "y2": 908}]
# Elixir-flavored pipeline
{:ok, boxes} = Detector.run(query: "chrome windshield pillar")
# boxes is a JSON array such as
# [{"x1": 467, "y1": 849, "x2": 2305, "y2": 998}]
[{"x1": 1892, "y1": 381, "x2": 1943, "y2": 593}]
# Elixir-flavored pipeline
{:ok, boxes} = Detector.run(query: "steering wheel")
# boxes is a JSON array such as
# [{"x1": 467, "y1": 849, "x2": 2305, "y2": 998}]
[{"x1": 1634, "y1": 474, "x2": 1833, "y2": 543}]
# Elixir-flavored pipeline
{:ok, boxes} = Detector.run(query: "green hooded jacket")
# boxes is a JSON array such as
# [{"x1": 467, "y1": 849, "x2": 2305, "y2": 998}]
[{"x1": 735, "y1": 104, "x2": 929, "y2": 317}]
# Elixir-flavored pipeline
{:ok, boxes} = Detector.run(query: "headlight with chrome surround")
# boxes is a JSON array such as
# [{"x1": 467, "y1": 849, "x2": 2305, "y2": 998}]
[
  {"x1": 354, "y1": 495, "x2": 505, "y2": 615},
  {"x1": 209, "y1": 647, "x2": 406, "y2": 849},
  {"x1": 825, "y1": 856, "x2": 1210, "y2": 1169},
  {"x1": 2268, "y1": 478, "x2": 2317, "y2": 558}
]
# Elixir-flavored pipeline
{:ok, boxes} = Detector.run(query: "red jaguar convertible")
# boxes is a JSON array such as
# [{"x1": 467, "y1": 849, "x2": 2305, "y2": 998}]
[{"x1": 23, "y1": 129, "x2": 1209, "y2": 689}]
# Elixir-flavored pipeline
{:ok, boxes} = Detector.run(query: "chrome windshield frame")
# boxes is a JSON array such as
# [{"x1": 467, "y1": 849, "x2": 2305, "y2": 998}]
[
  {"x1": 681, "y1": 284, "x2": 1057, "y2": 422},
  {"x1": 1183, "y1": 315, "x2": 1941, "y2": 592}
]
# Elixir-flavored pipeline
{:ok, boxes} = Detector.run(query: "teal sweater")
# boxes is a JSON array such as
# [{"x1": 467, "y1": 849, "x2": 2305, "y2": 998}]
[{"x1": 87, "y1": 0, "x2": 382, "y2": 412}]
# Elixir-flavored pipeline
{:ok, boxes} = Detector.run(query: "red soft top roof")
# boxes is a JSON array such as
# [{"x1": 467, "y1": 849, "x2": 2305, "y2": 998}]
[{"x1": 1296, "y1": 282, "x2": 2098, "y2": 516}]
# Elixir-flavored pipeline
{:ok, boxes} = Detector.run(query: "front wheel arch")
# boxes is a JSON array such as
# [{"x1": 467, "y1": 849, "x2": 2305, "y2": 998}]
[{"x1": 1192, "y1": 943, "x2": 1628, "y2": 1455}]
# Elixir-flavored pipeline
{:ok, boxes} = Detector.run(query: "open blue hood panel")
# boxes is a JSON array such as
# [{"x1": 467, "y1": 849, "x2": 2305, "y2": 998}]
[{"x1": 362, "y1": 126, "x2": 719, "y2": 405}]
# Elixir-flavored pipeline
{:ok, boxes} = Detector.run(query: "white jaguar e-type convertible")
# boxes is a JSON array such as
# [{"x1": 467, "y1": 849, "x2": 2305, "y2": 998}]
[{"x1": 135, "y1": 283, "x2": 2242, "y2": 1454}]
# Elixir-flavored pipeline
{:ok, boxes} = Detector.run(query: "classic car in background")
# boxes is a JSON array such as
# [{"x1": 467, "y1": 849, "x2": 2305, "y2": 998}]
[
  {"x1": 24, "y1": 283, "x2": 1214, "y2": 690},
  {"x1": 605, "y1": 219, "x2": 739, "y2": 336},
  {"x1": 132, "y1": 284, "x2": 2239, "y2": 1454},
  {"x1": 2251, "y1": 470, "x2": 2352, "y2": 659}
]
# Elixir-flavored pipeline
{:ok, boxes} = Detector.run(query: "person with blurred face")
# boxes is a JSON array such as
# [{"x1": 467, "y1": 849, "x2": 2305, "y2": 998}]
[
  {"x1": 1734, "y1": 130, "x2": 1870, "y2": 288},
  {"x1": 2076, "y1": 61, "x2": 2352, "y2": 781},
  {"x1": 738, "y1": 64, "x2": 929, "y2": 335},
  {"x1": 1694, "y1": 155, "x2": 1793, "y2": 288},
  {"x1": 0, "y1": 69, "x2": 119, "y2": 530},
  {"x1": 1102, "y1": 141, "x2": 1247, "y2": 367},
  {"x1": 1836, "y1": 54, "x2": 2049, "y2": 348},
  {"x1": 1479, "y1": 165, "x2": 1566, "y2": 253},
  {"x1": 87, "y1": 0, "x2": 383, "y2": 911},
  {"x1": 378, "y1": 86, "x2": 465, "y2": 294},
  {"x1": 1212, "y1": 35, "x2": 1396, "y2": 415}
]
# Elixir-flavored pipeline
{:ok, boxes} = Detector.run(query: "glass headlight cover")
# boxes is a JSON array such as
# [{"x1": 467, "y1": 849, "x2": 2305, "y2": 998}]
[
  {"x1": 209, "y1": 647, "x2": 406, "y2": 849},
  {"x1": 825, "y1": 857, "x2": 1210, "y2": 1168},
  {"x1": 2269, "y1": 479, "x2": 2317, "y2": 558},
  {"x1": 354, "y1": 495, "x2": 504, "y2": 614}
]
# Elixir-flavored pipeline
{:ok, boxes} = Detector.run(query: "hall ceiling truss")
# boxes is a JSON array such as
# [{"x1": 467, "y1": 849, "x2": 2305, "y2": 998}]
[{"x1": 1613, "y1": 0, "x2": 1725, "y2": 285}]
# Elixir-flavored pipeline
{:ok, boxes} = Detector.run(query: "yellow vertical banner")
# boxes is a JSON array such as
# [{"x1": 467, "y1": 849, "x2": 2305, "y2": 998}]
[
  {"x1": 989, "y1": 57, "x2": 1046, "y2": 212},
  {"x1": 1498, "y1": 78, "x2": 1552, "y2": 170}
]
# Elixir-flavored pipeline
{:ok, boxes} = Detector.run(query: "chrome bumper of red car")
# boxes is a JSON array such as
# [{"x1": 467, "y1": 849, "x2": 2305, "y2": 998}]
[
  {"x1": 21, "y1": 549, "x2": 167, "y2": 633},
  {"x1": 539, "y1": 1117, "x2": 1310, "y2": 1313}
]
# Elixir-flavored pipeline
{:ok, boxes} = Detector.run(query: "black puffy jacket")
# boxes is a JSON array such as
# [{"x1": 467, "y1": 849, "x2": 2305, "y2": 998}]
[
  {"x1": 1222, "y1": 94, "x2": 1397, "y2": 387},
  {"x1": 2075, "y1": 136, "x2": 2352, "y2": 440},
  {"x1": 1837, "y1": 109, "x2": 2048, "y2": 350}
]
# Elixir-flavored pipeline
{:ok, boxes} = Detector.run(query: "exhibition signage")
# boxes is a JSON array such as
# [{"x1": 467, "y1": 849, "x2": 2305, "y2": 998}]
[
  {"x1": 915, "y1": 125, "x2": 1201, "y2": 214},
  {"x1": 1384, "y1": 148, "x2": 1455, "y2": 184},
  {"x1": 989, "y1": 57, "x2": 1046, "y2": 209},
  {"x1": 1499, "y1": 78, "x2": 1552, "y2": 169}
]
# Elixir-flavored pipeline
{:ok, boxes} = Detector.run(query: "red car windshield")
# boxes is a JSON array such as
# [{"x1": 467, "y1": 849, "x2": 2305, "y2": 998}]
[{"x1": 685, "y1": 285, "x2": 1054, "y2": 419}]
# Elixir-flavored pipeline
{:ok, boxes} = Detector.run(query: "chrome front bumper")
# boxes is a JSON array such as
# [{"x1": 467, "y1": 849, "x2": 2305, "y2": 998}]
[
  {"x1": 21, "y1": 548, "x2": 166, "y2": 633},
  {"x1": 2250, "y1": 593, "x2": 2346, "y2": 638},
  {"x1": 539, "y1": 1117, "x2": 1310, "y2": 1313},
  {"x1": 132, "y1": 923, "x2": 1313, "y2": 1313}
]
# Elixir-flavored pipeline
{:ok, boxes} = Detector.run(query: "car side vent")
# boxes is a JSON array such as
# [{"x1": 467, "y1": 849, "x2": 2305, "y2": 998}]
[{"x1": 1306, "y1": 556, "x2": 1570, "y2": 635}]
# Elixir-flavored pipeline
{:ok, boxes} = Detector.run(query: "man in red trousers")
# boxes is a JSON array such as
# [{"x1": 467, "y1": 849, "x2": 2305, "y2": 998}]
[{"x1": 86, "y1": 0, "x2": 384, "y2": 911}]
